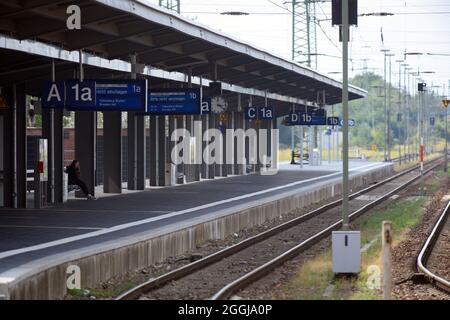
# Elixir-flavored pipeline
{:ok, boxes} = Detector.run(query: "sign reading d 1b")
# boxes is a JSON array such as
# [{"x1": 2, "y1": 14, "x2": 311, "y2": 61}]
[
  {"x1": 245, "y1": 106, "x2": 274, "y2": 120},
  {"x1": 288, "y1": 112, "x2": 327, "y2": 126}
]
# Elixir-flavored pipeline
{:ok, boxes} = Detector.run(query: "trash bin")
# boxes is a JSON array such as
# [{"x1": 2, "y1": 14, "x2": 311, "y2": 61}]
[{"x1": 311, "y1": 149, "x2": 320, "y2": 166}]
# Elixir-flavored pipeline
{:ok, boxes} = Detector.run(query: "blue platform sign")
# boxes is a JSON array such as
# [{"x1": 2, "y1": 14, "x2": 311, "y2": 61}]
[
  {"x1": 258, "y1": 106, "x2": 274, "y2": 120},
  {"x1": 340, "y1": 119, "x2": 356, "y2": 127},
  {"x1": 42, "y1": 81, "x2": 65, "y2": 108},
  {"x1": 201, "y1": 97, "x2": 212, "y2": 114},
  {"x1": 327, "y1": 117, "x2": 341, "y2": 126},
  {"x1": 66, "y1": 81, "x2": 96, "y2": 109},
  {"x1": 287, "y1": 112, "x2": 327, "y2": 126},
  {"x1": 94, "y1": 80, "x2": 147, "y2": 111},
  {"x1": 245, "y1": 106, "x2": 274, "y2": 120},
  {"x1": 308, "y1": 108, "x2": 327, "y2": 117},
  {"x1": 45, "y1": 80, "x2": 147, "y2": 111},
  {"x1": 245, "y1": 106, "x2": 258, "y2": 120},
  {"x1": 147, "y1": 89, "x2": 201, "y2": 115}
]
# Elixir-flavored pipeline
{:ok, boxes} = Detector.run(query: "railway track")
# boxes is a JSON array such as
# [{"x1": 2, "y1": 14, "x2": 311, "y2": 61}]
[
  {"x1": 117, "y1": 158, "x2": 443, "y2": 300},
  {"x1": 416, "y1": 199, "x2": 450, "y2": 294}
]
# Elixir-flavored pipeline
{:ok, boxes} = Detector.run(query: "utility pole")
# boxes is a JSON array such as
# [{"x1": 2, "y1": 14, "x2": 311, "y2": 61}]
[
  {"x1": 387, "y1": 53, "x2": 395, "y2": 161},
  {"x1": 445, "y1": 81, "x2": 449, "y2": 172},
  {"x1": 292, "y1": 0, "x2": 318, "y2": 68},
  {"x1": 381, "y1": 49, "x2": 390, "y2": 162},
  {"x1": 419, "y1": 81, "x2": 425, "y2": 195},
  {"x1": 342, "y1": 0, "x2": 350, "y2": 230},
  {"x1": 290, "y1": 0, "x2": 318, "y2": 165},
  {"x1": 405, "y1": 67, "x2": 413, "y2": 161},
  {"x1": 396, "y1": 60, "x2": 404, "y2": 164}
]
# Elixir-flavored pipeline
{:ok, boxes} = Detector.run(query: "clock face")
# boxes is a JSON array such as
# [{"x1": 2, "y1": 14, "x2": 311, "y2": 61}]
[{"x1": 211, "y1": 97, "x2": 227, "y2": 114}]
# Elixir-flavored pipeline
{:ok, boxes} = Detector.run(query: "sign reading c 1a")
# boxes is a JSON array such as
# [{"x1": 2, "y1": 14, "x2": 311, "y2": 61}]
[{"x1": 245, "y1": 106, "x2": 274, "y2": 120}]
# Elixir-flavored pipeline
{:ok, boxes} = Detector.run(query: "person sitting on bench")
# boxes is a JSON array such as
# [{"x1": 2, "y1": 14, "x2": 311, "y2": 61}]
[{"x1": 66, "y1": 160, "x2": 96, "y2": 200}]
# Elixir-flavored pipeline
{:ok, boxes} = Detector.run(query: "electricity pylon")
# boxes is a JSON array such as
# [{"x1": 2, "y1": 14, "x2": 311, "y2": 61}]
[
  {"x1": 292, "y1": 0, "x2": 318, "y2": 69},
  {"x1": 159, "y1": 0, "x2": 180, "y2": 13}
]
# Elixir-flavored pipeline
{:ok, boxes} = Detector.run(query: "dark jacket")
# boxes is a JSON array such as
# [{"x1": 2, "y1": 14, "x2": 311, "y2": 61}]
[{"x1": 66, "y1": 165, "x2": 81, "y2": 183}]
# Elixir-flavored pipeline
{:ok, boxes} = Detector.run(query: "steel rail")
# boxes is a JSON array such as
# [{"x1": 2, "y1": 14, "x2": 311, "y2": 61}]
[
  {"x1": 417, "y1": 200, "x2": 450, "y2": 293},
  {"x1": 117, "y1": 158, "x2": 442, "y2": 300},
  {"x1": 211, "y1": 161, "x2": 442, "y2": 300}
]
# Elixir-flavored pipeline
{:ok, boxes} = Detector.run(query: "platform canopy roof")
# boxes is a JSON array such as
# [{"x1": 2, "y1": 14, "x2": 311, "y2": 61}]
[{"x1": 0, "y1": 0, "x2": 367, "y2": 105}]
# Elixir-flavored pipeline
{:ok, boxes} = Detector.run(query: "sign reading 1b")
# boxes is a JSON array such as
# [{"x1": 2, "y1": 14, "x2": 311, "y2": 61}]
[{"x1": 147, "y1": 88, "x2": 201, "y2": 115}]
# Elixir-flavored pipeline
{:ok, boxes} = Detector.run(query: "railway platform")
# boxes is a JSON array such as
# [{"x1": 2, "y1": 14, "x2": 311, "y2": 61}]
[{"x1": 0, "y1": 160, "x2": 392, "y2": 299}]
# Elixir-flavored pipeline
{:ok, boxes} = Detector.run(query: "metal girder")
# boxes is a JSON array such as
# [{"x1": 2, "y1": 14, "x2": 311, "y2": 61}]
[
  {"x1": 0, "y1": 0, "x2": 67, "y2": 18},
  {"x1": 0, "y1": 0, "x2": 367, "y2": 102},
  {"x1": 15, "y1": 12, "x2": 129, "y2": 41},
  {"x1": 109, "y1": 38, "x2": 198, "y2": 60},
  {"x1": 148, "y1": 46, "x2": 221, "y2": 65},
  {"x1": 91, "y1": 0, "x2": 366, "y2": 96}
]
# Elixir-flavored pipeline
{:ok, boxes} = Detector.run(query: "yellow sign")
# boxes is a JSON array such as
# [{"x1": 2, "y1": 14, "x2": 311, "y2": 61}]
[
  {"x1": 219, "y1": 113, "x2": 228, "y2": 122},
  {"x1": 0, "y1": 95, "x2": 7, "y2": 109},
  {"x1": 371, "y1": 144, "x2": 378, "y2": 152},
  {"x1": 442, "y1": 100, "x2": 450, "y2": 109}
]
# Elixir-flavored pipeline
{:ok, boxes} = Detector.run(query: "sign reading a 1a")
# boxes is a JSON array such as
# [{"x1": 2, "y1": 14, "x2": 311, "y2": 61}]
[
  {"x1": 66, "y1": 81, "x2": 96, "y2": 109},
  {"x1": 42, "y1": 81, "x2": 65, "y2": 108}
]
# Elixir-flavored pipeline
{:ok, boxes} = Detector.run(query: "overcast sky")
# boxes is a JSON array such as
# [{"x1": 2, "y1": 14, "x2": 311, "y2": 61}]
[{"x1": 147, "y1": 0, "x2": 450, "y2": 96}]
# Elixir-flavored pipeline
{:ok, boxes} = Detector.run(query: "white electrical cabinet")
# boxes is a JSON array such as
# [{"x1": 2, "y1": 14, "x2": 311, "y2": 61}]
[{"x1": 332, "y1": 231, "x2": 361, "y2": 274}]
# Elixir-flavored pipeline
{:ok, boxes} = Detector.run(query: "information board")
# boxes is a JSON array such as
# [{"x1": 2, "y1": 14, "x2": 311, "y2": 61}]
[
  {"x1": 147, "y1": 88, "x2": 201, "y2": 115},
  {"x1": 327, "y1": 117, "x2": 341, "y2": 126},
  {"x1": 94, "y1": 80, "x2": 147, "y2": 111},
  {"x1": 286, "y1": 112, "x2": 327, "y2": 126},
  {"x1": 245, "y1": 106, "x2": 274, "y2": 120},
  {"x1": 43, "y1": 80, "x2": 147, "y2": 111}
]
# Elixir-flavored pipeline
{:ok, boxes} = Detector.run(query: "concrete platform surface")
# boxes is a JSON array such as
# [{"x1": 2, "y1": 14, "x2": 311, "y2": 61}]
[{"x1": 0, "y1": 161, "x2": 388, "y2": 276}]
